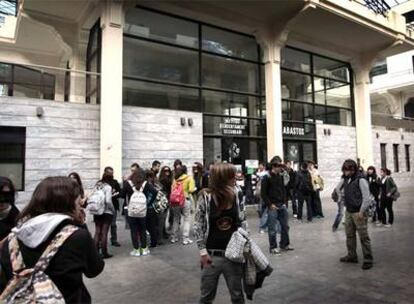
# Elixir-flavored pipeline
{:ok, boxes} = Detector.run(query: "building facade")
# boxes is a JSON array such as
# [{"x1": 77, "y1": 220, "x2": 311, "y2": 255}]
[{"x1": 0, "y1": 0, "x2": 413, "y2": 203}]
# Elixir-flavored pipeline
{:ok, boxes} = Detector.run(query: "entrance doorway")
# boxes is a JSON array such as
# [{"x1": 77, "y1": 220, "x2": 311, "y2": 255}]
[{"x1": 284, "y1": 141, "x2": 316, "y2": 169}]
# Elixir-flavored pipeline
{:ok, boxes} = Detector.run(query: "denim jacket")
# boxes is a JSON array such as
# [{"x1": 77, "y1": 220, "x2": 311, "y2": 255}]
[{"x1": 193, "y1": 186, "x2": 247, "y2": 256}]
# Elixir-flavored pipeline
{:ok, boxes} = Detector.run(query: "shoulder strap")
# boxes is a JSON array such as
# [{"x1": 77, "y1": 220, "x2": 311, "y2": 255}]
[
  {"x1": 140, "y1": 181, "x2": 147, "y2": 192},
  {"x1": 34, "y1": 225, "x2": 79, "y2": 273},
  {"x1": 8, "y1": 233, "x2": 26, "y2": 274}
]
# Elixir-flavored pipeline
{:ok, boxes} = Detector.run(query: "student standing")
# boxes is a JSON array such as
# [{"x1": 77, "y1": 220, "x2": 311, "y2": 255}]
[
  {"x1": 340, "y1": 159, "x2": 373, "y2": 270},
  {"x1": 366, "y1": 166, "x2": 381, "y2": 223},
  {"x1": 0, "y1": 176, "x2": 104, "y2": 303},
  {"x1": 194, "y1": 163, "x2": 246, "y2": 304},
  {"x1": 295, "y1": 163, "x2": 313, "y2": 223},
  {"x1": 308, "y1": 162, "x2": 324, "y2": 218},
  {"x1": 285, "y1": 160, "x2": 298, "y2": 217},
  {"x1": 379, "y1": 168, "x2": 398, "y2": 228}
]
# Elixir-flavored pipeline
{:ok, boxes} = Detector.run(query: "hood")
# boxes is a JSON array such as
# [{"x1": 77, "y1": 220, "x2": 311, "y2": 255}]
[
  {"x1": 12, "y1": 213, "x2": 72, "y2": 248},
  {"x1": 176, "y1": 174, "x2": 189, "y2": 182}
]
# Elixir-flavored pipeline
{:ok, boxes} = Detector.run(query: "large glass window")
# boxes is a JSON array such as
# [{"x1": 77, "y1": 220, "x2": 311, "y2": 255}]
[
  {"x1": 393, "y1": 144, "x2": 399, "y2": 173},
  {"x1": 124, "y1": 37, "x2": 199, "y2": 85},
  {"x1": 281, "y1": 47, "x2": 311, "y2": 73},
  {"x1": 405, "y1": 144, "x2": 411, "y2": 172},
  {"x1": 281, "y1": 70, "x2": 312, "y2": 103},
  {"x1": 0, "y1": 126, "x2": 25, "y2": 191},
  {"x1": 313, "y1": 55, "x2": 350, "y2": 82},
  {"x1": 86, "y1": 20, "x2": 101, "y2": 104}
]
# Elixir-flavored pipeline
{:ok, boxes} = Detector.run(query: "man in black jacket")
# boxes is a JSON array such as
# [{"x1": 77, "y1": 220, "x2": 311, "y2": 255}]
[
  {"x1": 295, "y1": 162, "x2": 313, "y2": 222},
  {"x1": 261, "y1": 156, "x2": 293, "y2": 254},
  {"x1": 285, "y1": 160, "x2": 298, "y2": 217},
  {"x1": 103, "y1": 167, "x2": 122, "y2": 247}
]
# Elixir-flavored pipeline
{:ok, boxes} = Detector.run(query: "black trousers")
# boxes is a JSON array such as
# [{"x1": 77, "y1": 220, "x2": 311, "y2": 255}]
[
  {"x1": 146, "y1": 208, "x2": 159, "y2": 247},
  {"x1": 380, "y1": 196, "x2": 394, "y2": 225}
]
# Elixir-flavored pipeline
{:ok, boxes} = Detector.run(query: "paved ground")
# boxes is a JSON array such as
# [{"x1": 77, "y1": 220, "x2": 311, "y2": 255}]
[{"x1": 86, "y1": 189, "x2": 414, "y2": 304}]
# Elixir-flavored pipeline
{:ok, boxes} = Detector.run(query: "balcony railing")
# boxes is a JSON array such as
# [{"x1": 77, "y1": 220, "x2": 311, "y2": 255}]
[
  {"x1": 372, "y1": 112, "x2": 414, "y2": 131},
  {"x1": 0, "y1": 61, "x2": 100, "y2": 104},
  {"x1": 352, "y1": 0, "x2": 391, "y2": 17}
]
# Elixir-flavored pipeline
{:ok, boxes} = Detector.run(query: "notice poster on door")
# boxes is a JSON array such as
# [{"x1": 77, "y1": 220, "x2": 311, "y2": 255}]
[{"x1": 245, "y1": 159, "x2": 259, "y2": 175}]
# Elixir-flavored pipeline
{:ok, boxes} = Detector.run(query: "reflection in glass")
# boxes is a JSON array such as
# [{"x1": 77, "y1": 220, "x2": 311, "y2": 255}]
[
  {"x1": 124, "y1": 37, "x2": 199, "y2": 85},
  {"x1": 314, "y1": 77, "x2": 351, "y2": 108},
  {"x1": 313, "y1": 55, "x2": 349, "y2": 82},
  {"x1": 281, "y1": 70, "x2": 312, "y2": 103},
  {"x1": 281, "y1": 47, "x2": 311, "y2": 73},
  {"x1": 202, "y1": 54, "x2": 259, "y2": 93},
  {"x1": 123, "y1": 79, "x2": 200, "y2": 112},
  {"x1": 125, "y1": 8, "x2": 198, "y2": 48},
  {"x1": 282, "y1": 101, "x2": 314, "y2": 122},
  {"x1": 202, "y1": 26, "x2": 258, "y2": 61}
]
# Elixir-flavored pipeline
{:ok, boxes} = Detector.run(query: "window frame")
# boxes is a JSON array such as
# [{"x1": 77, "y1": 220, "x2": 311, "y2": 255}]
[
  {"x1": 380, "y1": 143, "x2": 387, "y2": 169},
  {"x1": 405, "y1": 144, "x2": 411, "y2": 172},
  {"x1": 393, "y1": 144, "x2": 399, "y2": 173}
]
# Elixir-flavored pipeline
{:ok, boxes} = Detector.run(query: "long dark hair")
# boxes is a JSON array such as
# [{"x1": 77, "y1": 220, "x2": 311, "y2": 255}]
[
  {"x1": 367, "y1": 166, "x2": 377, "y2": 176},
  {"x1": 342, "y1": 159, "x2": 358, "y2": 174},
  {"x1": 0, "y1": 176, "x2": 16, "y2": 205},
  {"x1": 68, "y1": 172, "x2": 84, "y2": 198},
  {"x1": 18, "y1": 176, "x2": 81, "y2": 222},
  {"x1": 174, "y1": 167, "x2": 184, "y2": 180},
  {"x1": 192, "y1": 162, "x2": 203, "y2": 178},
  {"x1": 129, "y1": 168, "x2": 146, "y2": 189},
  {"x1": 208, "y1": 163, "x2": 236, "y2": 210}
]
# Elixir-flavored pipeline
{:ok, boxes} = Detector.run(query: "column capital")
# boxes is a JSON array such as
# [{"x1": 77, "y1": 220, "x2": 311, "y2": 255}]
[
  {"x1": 255, "y1": 28, "x2": 288, "y2": 65},
  {"x1": 101, "y1": 0, "x2": 123, "y2": 30}
]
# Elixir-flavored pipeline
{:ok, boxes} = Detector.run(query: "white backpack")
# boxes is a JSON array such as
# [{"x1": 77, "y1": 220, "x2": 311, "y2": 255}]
[
  {"x1": 127, "y1": 180, "x2": 147, "y2": 218},
  {"x1": 87, "y1": 183, "x2": 107, "y2": 215}
]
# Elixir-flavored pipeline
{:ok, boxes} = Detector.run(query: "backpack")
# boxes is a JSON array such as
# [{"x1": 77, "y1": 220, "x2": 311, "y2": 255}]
[
  {"x1": 86, "y1": 183, "x2": 107, "y2": 215},
  {"x1": 127, "y1": 180, "x2": 147, "y2": 218},
  {"x1": 389, "y1": 178, "x2": 401, "y2": 201},
  {"x1": 153, "y1": 190, "x2": 168, "y2": 214},
  {"x1": 317, "y1": 175, "x2": 325, "y2": 191},
  {"x1": 0, "y1": 225, "x2": 79, "y2": 304},
  {"x1": 170, "y1": 180, "x2": 186, "y2": 207}
]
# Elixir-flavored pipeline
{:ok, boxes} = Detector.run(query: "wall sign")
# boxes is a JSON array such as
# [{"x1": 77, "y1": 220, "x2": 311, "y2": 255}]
[
  {"x1": 283, "y1": 125, "x2": 305, "y2": 136},
  {"x1": 219, "y1": 118, "x2": 247, "y2": 135}
]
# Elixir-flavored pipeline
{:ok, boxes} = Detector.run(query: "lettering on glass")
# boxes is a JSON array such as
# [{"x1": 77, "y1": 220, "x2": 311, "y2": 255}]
[
  {"x1": 219, "y1": 118, "x2": 247, "y2": 135},
  {"x1": 282, "y1": 126, "x2": 305, "y2": 136}
]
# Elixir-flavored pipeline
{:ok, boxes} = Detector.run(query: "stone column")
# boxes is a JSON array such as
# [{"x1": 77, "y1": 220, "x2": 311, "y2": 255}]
[
  {"x1": 100, "y1": 0, "x2": 123, "y2": 180},
  {"x1": 262, "y1": 41, "x2": 284, "y2": 161},
  {"x1": 353, "y1": 64, "x2": 374, "y2": 167}
]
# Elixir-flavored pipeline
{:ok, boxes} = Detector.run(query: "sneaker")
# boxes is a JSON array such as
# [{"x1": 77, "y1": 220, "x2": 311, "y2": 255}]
[
  {"x1": 384, "y1": 224, "x2": 392, "y2": 228},
  {"x1": 102, "y1": 252, "x2": 113, "y2": 259},
  {"x1": 270, "y1": 248, "x2": 281, "y2": 255},
  {"x1": 362, "y1": 262, "x2": 373, "y2": 270},
  {"x1": 293, "y1": 214, "x2": 298, "y2": 218},
  {"x1": 339, "y1": 256, "x2": 358, "y2": 263},
  {"x1": 170, "y1": 238, "x2": 178, "y2": 244},
  {"x1": 130, "y1": 249, "x2": 141, "y2": 257},
  {"x1": 141, "y1": 247, "x2": 150, "y2": 256},
  {"x1": 111, "y1": 241, "x2": 121, "y2": 247},
  {"x1": 259, "y1": 229, "x2": 266, "y2": 234},
  {"x1": 281, "y1": 246, "x2": 294, "y2": 252},
  {"x1": 183, "y1": 239, "x2": 194, "y2": 245},
  {"x1": 376, "y1": 223, "x2": 384, "y2": 227}
]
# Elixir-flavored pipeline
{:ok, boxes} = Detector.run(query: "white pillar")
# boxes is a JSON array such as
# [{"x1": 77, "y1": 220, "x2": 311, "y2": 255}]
[
  {"x1": 353, "y1": 65, "x2": 374, "y2": 167},
  {"x1": 100, "y1": 0, "x2": 123, "y2": 180},
  {"x1": 263, "y1": 42, "x2": 284, "y2": 161}
]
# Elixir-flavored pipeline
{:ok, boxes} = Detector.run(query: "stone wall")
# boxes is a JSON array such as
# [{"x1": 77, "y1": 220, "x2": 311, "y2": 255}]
[
  {"x1": 372, "y1": 127, "x2": 414, "y2": 188},
  {"x1": 316, "y1": 123, "x2": 357, "y2": 197},
  {"x1": 0, "y1": 97, "x2": 100, "y2": 205},
  {"x1": 122, "y1": 106, "x2": 203, "y2": 172}
]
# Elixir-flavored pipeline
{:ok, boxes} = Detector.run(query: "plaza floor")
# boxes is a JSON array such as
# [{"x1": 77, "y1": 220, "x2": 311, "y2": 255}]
[{"x1": 86, "y1": 188, "x2": 414, "y2": 304}]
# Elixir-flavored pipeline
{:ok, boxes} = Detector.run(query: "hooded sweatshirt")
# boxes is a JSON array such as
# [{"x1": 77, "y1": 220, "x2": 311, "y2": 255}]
[{"x1": 0, "y1": 213, "x2": 104, "y2": 304}]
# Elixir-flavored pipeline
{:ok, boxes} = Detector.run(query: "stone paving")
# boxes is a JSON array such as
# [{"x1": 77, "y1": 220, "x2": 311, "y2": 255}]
[{"x1": 86, "y1": 188, "x2": 414, "y2": 304}]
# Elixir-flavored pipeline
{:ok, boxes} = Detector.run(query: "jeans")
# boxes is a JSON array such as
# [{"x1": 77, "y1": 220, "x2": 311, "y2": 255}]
[
  {"x1": 333, "y1": 201, "x2": 344, "y2": 229},
  {"x1": 146, "y1": 208, "x2": 159, "y2": 247},
  {"x1": 259, "y1": 208, "x2": 268, "y2": 230},
  {"x1": 200, "y1": 256, "x2": 244, "y2": 304},
  {"x1": 267, "y1": 205, "x2": 290, "y2": 250},
  {"x1": 172, "y1": 199, "x2": 192, "y2": 240},
  {"x1": 110, "y1": 209, "x2": 118, "y2": 243},
  {"x1": 297, "y1": 192, "x2": 312, "y2": 221},
  {"x1": 345, "y1": 211, "x2": 373, "y2": 262},
  {"x1": 372, "y1": 196, "x2": 381, "y2": 222},
  {"x1": 380, "y1": 196, "x2": 394, "y2": 225},
  {"x1": 128, "y1": 216, "x2": 147, "y2": 249}
]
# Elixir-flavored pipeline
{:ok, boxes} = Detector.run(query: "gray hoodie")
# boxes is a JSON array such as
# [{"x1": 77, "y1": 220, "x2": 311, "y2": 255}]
[{"x1": 12, "y1": 213, "x2": 72, "y2": 248}]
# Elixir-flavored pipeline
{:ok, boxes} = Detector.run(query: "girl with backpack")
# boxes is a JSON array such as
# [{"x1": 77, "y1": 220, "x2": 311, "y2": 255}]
[
  {"x1": 92, "y1": 173, "x2": 115, "y2": 259},
  {"x1": 379, "y1": 168, "x2": 398, "y2": 228},
  {"x1": 170, "y1": 167, "x2": 195, "y2": 245},
  {"x1": 0, "y1": 177, "x2": 20, "y2": 242},
  {"x1": 193, "y1": 163, "x2": 246, "y2": 304},
  {"x1": 0, "y1": 176, "x2": 104, "y2": 304},
  {"x1": 69, "y1": 172, "x2": 88, "y2": 227},
  {"x1": 122, "y1": 168, "x2": 157, "y2": 256},
  {"x1": 366, "y1": 166, "x2": 381, "y2": 223}
]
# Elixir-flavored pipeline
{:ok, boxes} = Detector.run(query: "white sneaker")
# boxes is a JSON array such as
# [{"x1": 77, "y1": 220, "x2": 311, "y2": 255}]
[
  {"x1": 293, "y1": 214, "x2": 298, "y2": 218},
  {"x1": 170, "y1": 238, "x2": 178, "y2": 244},
  {"x1": 270, "y1": 248, "x2": 281, "y2": 255},
  {"x1": 141, "y1": 248, "x2": 150, "y2": 256},
  {"x1": 259, "y1": 229, "x2": 265, "y2": 234},
  {"x1": 384, "y1": 224, "x2": 392, "y2": 228},
  {"x1": 130, "y1": 249, "x2": 141, "y2": 257},
  {"x1": 183, "y1": 239, "x2": 194, "y2": 245},
  {"x1": 376, "y1": 223, "x2": 383, "y2": 227}
]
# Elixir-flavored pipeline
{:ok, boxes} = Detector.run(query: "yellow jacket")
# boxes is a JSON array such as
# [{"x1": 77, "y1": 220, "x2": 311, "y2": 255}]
[{"x1": 173, "y1": 174, "x2": 195, "y2": 198}]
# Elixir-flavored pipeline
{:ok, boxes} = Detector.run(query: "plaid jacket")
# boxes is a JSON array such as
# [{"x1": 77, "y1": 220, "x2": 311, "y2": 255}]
[{"x1": 193, "y1": 186, "x2": 247, "y2": 256}]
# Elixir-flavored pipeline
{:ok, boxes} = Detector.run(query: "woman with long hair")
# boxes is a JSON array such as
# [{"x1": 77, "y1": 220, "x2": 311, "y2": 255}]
[
  {"x1": 122, "y1": 168, "x2": 157, "y2": 256},
  {"x1": 194, "y1": 163, "x2": 246, "y2": 304},
  {"x1": 0, "y1": 177, "x2": 20, "y2": 241},
  {"x1": 366, "y1": 166, "x2": 381, "y2": 223},
  {"x1": 159, "y1": 166, "x2": 173, "y2": 237},
  {"x1": 69, "y1": 172, "x2": 88, "y2": 225},
  {"x1": 93, "y1": 172, "x2": 115, "y2": 259},
  {"x1": 378, "y1": 168, "x2": 397, "y2": 228},
  {"x1": 0, "y1": 176, "x2": 104, "y2": 303}
]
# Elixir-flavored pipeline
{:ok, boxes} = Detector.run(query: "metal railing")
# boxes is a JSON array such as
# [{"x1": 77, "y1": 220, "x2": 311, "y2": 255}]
[
  {"x1": 0, "y1": 61, "x2": 100, "y2": 104},
  {"x1": 352, "y1": 0, "x2": 391, "y2": 17},
  {"x1": 0, "y1": 0, "x2": 17, "y2": 17},
  {"x1": 372, "y1": 112, "x2": 414, "y2": 131}
]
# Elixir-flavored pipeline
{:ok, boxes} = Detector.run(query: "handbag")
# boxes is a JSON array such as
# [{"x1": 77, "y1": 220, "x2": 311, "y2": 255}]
[{"x1": 225, "y1": 228, "x2": 248, "y2": 263}]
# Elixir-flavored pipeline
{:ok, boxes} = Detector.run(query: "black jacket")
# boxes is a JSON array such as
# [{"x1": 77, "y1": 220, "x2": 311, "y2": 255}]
[
  {"x1": 261, "y1": 173, "x2": 286, "y2": 208},
  {"x1": 107, "y1": 178, "x2": 121, "y2": 211},
  {"x1": 367, "y1": 173, "x2": 380, "y2": 197},
  {"x1": 286, "y1": 168, "x2": 296, "y2": 190},
  {"x1": 0, "y1": 205, "x2": 20, "y2": 241},
  {"x1": 0, "y1": 220, "x2": 104, "y2": 304},
  {"x1": 295, "y1": 170, "x2": 313, "y2": 195}
]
